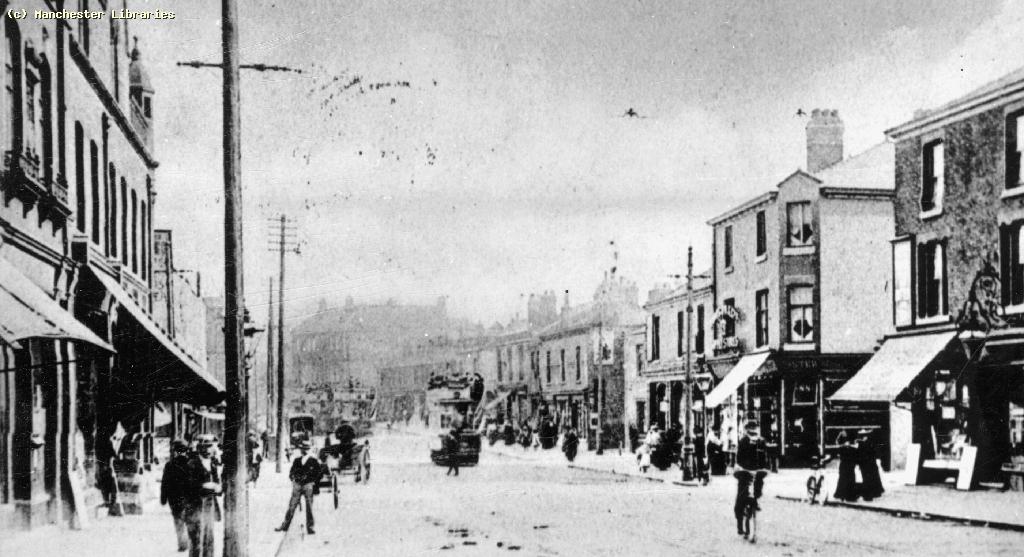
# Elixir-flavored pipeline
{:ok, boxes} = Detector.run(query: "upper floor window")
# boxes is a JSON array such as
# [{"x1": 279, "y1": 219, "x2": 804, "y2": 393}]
[
  {"x1": 676, "y1": 310, "x2": 685, "y2": 357},
  {"x1": 1008, "y1": 111, "x2": 1023, "y2": 191},
  {"x1": 90, "y1": 141, "x2": 100, "y2": 243},
  {"x1": 787, "y1": 202, "x2": 813, "y2": 246},
  {"x1": 723, "y1": 226, "x2": 733, "y2": 269},
  {"x1": 1001, "y1": 223, "x2": 1024, "y2": 307},
  {"x1": 545, "y1": 351, "x2": 551, "y2": 383},
  {"x1": 650, "y1": 314, "x2": 661, "y2": 361},
  {"x1": 75, "y1": 123, "x2": 86, "y2": 232},
  {"x1": 756, "y1": 210, "x2": 767, "y2": 257},
  {"x1": 635, "y1": 344, "x2": 643, "y2": 373},
  {"x1": 518, "y1": 346, "x2": 525, "y2": 381},
  {"x1": 892, "y1": 238, "x2": 913, "y2": 327},
  {"x1": 560, "y1": 349, "x2": 566, "y2": 382},
  {"x1": 755, "y1": 289, "x2": 769, "y2": 348},
  {"x1": 922, "y1": 140, "x2": 944, "y2": 214},
  {"x1": 723, "y1": 298, "x2": 736, "y2": 338},
  {"x1": 496, "y1": 349, "x2": 502, "y2": 382},
  {"x1": 916, "y1": 240, "x2": 947, "y2": 318},
  {"x1": 695, "y1": 304, "x2": 705, "y2": 354},
  {"x1": 575, "y1": 345, "x2": 581, "y2": 381},
  {"x1": 788, "y1": 286, "x2": 814, "y2": 343},
  {"x1": 2, "y1": 20, "x2": 20, "y2": 152}
]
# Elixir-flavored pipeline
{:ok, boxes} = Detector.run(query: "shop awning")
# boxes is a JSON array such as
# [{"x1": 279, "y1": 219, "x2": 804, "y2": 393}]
[
  {"x1": 87, "y1": 266, "x2": 224, "y2": 405},
  {"x1": 829, "y1": 331, "x2": 956, "y2": 402},
  {"x1": 705, "y1": 351, "x2": 772, "y2": 408},
  {"x1": 0, "y1": 257, "x2": 112, "y2": 351},
  {"x1": 484, "y1": 389, "x2": 513, "y2": 411},
  {"x1": 191, "y1": 409, "x2": 225, "y2": 421}
]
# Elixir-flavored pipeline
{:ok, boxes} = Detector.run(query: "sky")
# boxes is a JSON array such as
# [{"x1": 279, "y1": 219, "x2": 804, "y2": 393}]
[{"x1": 130, "y1": 0, "x2": 1024, "y2": 327}]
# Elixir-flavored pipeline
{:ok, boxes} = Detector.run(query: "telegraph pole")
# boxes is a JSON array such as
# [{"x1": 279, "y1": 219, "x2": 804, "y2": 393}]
[
  {"x1": 221, "y1": 0, "x2": 247, "y2": 555},
  {"x1": 268, "y1": 215, "x2": 299, "y2": 472},
  {"x1": 266, "y1": 278, "x2": 275, "y2": 435},
  {"x1": 682, "y1": 246, "x2": 695, "y2": 481}
]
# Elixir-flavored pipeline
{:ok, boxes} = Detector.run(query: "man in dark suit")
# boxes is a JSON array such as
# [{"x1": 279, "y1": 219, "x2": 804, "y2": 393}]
[
  {"x1": 734, "y1": 421, "x2": 769, "y2": 536},
  {"x1": 275, "y1": 440, "x2": 322, "y2": 534},
  {"x1": 184, "y1": 434, "x2": 222, "y2": 557},
  {"x1": 161, "y1": 439, "x2": 192, "y2": 552}
]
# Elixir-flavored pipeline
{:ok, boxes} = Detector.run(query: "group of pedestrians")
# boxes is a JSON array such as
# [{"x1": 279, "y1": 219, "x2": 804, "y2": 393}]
[
  {"x1": 159, "y1": 435, "x2": 223, "y2": 557},
  {"x1": 831, "y1": 429, "x2": 885, "y2": 502}
]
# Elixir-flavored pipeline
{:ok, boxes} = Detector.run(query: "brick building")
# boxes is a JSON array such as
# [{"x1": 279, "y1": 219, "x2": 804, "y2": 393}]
[{"x1": 834, "y1": 68, "x2": 1024, "y2": 482}]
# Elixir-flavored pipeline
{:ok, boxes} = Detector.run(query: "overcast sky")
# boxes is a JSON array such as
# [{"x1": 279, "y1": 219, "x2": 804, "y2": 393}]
[{"x1": 132, "y1": 0, "x2": 1022, "y2": 326}]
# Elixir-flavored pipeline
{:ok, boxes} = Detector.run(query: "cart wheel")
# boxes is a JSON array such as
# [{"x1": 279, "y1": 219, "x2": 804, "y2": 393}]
[{"x1": 332, "y1": 473, "x2": 339, "y2": 509}]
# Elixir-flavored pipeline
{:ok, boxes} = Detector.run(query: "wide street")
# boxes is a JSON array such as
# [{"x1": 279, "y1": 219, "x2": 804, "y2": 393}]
[{"x1": 272, "y1": 431, "x2": 1020, "y2": 557}]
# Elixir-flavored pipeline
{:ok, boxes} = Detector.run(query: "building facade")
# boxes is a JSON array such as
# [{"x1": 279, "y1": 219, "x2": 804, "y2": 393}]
[
  {"x1": 834, "y1": 69, "x2": 1024, "y2": 482},
  {"x1": 704, "y1": 110, "x2": 895, "y2": 466}
]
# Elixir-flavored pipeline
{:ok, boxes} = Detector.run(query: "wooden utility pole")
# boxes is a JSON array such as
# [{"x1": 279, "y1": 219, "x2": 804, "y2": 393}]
[
  {"x1": 268, "y1": 215, "x2": 299, "y2": 472},
  {"x1": 266, "y1": 278, "x2": 274, "y2": 435},
  {"x1": 682, "y1": 246, "x2": 695, "y2": 481},
  {"x1": 221, "y1": 0, "x2": 247, "y2": 555}
]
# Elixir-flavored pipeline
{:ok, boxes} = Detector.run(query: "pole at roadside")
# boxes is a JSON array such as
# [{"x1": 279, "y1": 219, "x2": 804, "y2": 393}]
[{"x1": 682, "y1": 246, "x2": 695, "y2": 481}]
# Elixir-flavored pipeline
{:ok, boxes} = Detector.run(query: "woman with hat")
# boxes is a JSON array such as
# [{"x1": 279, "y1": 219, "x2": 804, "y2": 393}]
[
  {"x1": 856, "y1": 428, "x2": 884, "y2": 501},
  {"x1": 832, "y1": 431, "x2": 858, "y2": 502}
]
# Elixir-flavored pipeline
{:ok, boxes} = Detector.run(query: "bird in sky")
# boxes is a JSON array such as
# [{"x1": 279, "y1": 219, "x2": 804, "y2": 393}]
[
  {"x1": 622, "y1": 107, "x2": 645, "y2": 119},
  {"x1": 796, "y1": 108, "x2": 807, "y2": 117}
]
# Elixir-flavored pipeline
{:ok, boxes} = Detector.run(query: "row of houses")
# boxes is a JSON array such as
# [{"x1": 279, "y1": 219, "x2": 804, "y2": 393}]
[
  {"x1": 390, "y1": 68, "x2": 1024, "y2": 489},
  {"x1": 1, "y1": 1, "x2": 227, "y2": 532}
]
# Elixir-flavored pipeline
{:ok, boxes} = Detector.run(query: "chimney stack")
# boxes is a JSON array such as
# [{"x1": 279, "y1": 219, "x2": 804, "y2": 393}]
[{"x1": 806, "y1": 109, "x2": 844, "y2": 173}]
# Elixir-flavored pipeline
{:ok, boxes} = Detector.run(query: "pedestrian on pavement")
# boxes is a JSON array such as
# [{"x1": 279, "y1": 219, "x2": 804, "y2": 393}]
[
  {"x1": 833, "y1": 431, "x2": 858, "y2": 502},
  {"x1": 445, "y1": 428, "x2": 461, "y2": 476},
  {"x1": 246, "y1": 431, "x2": 263, "y2": 484},
  {"x1": 562, "y1": 427, "x2": 580, "y2": 463},
  {"x1": 183, "y1": 434, "x2": 222, "y2": 557},
  {"x1": 160, "y1": 439, "x2": 192, "y2": 552},
  {"x1": 637, "y1": 442, "x2": 651, "y2": 473},
  {"x1": 856, "y1": 429, "x2": 884, "y2": 502},
  {"x1": 275, "y1": 439, "x2": 323, "y2": 535},
  {"x1": 260, "y1": 429, "x2": 270, "y2": 459},
  {"x1": 707, "y1": 428, "x2": 726, "y2": 476},
  {"x1": 693, "y1": 430, "x2": 709, "y2": 485}
]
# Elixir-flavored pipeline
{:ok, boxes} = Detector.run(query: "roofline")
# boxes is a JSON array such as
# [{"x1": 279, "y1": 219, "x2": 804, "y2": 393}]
[
  {"x1": 885, "y1": 77, "x2": 1024, "y2": 140},
  {"x1": 707, "y1": 191, "x2": 778, "y2": 226},
  {"x1": 819, "y1": 187, "x2": 895, "y2": 200},
  {"x1": 643, "y1": 284, "x2": 714, "y2": 310}
]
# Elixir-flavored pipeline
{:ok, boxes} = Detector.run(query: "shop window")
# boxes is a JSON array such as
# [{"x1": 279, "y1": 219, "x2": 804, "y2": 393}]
[
  {"x1": 1009, "y1": 111, "x2": 1024, "y2": 191},
  {"x1": 755, "y1": 210, "x2": 766, "y2": 257},
  {"x1": 921, "y1": 140, "x2": 944, "y2": 213},
  {"x1": 791, "y1": 380, "x2": 817, "y2": 405},
  {"x1": 755, "y1": 289, "x2": 769, "y2": 348},
  {"x1": 724, "y1": 225, "x2": 733, "y2": 268},
  {"x1": 916, "y1": 240, "x2": 947, "y2": 318},
  {"x1": 787, "y1": 201, "x2": 813, "y2": 246},
  {"x1": 1001, "y1": 222, "x2": 1024, "y2": 307},
  {"x1": 788, "y1": 286, "x2": 814, "y2": 343},
  {"x1": 695, "y1": 304, "x2": 705, "y2": 354},
  {"x1": 892, "y1": 238, "x2": 913, "y2": 326}
]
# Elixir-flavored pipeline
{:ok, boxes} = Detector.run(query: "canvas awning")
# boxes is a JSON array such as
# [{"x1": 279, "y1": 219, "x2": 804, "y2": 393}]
[
  {"x1": 484, "y1": 389, "x2": 514, "y2": 411},
  {"x1": 829, "y1": 331, "x2": 956, "y2": 402},
  {"x1": 87, "y1": 266, "x2": 224, "y2": 405},
  {"x1": 190, "y1": 409, "x2": 225, "y2": 421},
  {"x1": 704, "y1": 352, "x2": 772, "y2": 408},
  {"x1": 0, "y1": 257, "x2": 112, "y2": 351}
]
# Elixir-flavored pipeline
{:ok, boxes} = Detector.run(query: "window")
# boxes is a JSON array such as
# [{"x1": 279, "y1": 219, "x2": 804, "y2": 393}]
[
  {"x1": 651, "y1": 315, "x2": 661, "y2": 361},
  {"x1": 922, "y1": 140, "x2": 944, "y2": 213},
  {"x1": 755, "y1": 289, "x2": 769, "y2": 348},
  {"x1": 90, "y1": 142, "x2": 100, "y2": 243},
  {"x1": 496, "y1": 349, "x2": 502, "y2": 382},
  {"x1": 108, "y1": 164, "x2": 117, "y2": 257},
  {"x1": 75, "y1": 123, "x2": 86, "y2": 232},
  {"x1": 507, "y1": 347, "x2": 513, "y2": 382},
  {"x1": 560, "y1": 349, "x2": 566, "y2": 382},
  {"x1": 892, "y1": 239, "x2": 913, "y2": 327},
  {"x1": 723, "y1": 298, "x2": 736, "y2": 338},
  {"x1": 575, "y1": 345, "x2": 581, "y2": 381},
  {"x1": 724, "y1": 226, "x2": 733, "y2": 268},
  {"x1": 756, "y1": 210, "x2": 767, "y2": 257},
  {"x1": 788, "y1": 286, "x2": 814, "y2": 343},
  {"x1": 140, "y1": 201, "x2": 147, "y2": 278},
  {"x1": 1008, "y1": 111, "x2": 1023, "y2": 190},
  {"x1": 518, "y1": 346, "x2": 525, "y2": 381},
  {"x1": 2, "y1": 19, "x2": 20, "y2": 152},
  {"x1": 78, "y1": 1, "x2": 90, "y2": 54},
  {"x1": 787, "y1": 202, "x2": 813, "y2": 246},
  {"x1": 916, "y1": 241, "x2": 947, "y2": 318},
  {"x1": 635, "y1": 344, "x2": 644, "y2": 373},
  {"x1": 120, "y1": 179, "x2": 128, "y2": 265},
  {"x1": 677, "y1": 310, "x2": 685, "y2": 357},
  {"x1": 131, "y1": 189, "x2": 138, "y2": 274},
  {"x1": 695, "y1": 304, "x2": 705, "y2": 354},
  {"x1": 1002, "y1": 223, "x2": 1024, "y2": 307},
  {"x1": 546, "y1": 351, "x2": 551, "y2": 383}
]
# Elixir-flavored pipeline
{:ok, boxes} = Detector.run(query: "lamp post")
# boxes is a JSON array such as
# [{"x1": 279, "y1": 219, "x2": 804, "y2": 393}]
[{"x1": 680, "y1": 246, "x2": 712, "y2": 482}]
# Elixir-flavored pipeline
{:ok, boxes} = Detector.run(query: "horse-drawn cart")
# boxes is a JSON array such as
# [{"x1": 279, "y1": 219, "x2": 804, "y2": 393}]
[{"x1": 317, "y1": 425, "x2": 371, "y2": 509}]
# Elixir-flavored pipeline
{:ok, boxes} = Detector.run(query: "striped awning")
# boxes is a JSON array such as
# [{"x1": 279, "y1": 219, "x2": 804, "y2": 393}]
[{"x1": 704, "y1": 352, "x2": 771, "y2": 408}]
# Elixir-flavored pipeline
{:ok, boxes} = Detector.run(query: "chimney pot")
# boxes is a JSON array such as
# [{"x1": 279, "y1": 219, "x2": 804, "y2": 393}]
[{"x1": 806, "y1": 108, "x2": 844, "y2": 173}]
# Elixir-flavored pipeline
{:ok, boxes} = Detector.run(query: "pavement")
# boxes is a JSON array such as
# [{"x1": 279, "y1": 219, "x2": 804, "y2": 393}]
[
  {"x1": 0, "y1": 460, "x2": 292, "y2": 557},
  {"x1": 479, "y1": 434, "x2": 1024, "y2": 531}
]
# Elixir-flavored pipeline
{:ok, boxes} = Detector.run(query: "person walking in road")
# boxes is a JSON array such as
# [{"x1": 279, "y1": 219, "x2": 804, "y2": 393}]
[
  {"x1": 275, "y1": 440, "x2": 322, "y2": 535},
  {"x1": 445, "y1": 428, "x2": 461, "y2": 476},
  {"x1": 183, "y1": 434, "x2": 221, "y2": 557},
  {"x1": 160, "y1": 439, "x2": 192, "y2": 552},
  {"x1": 562, "y1": 427, "x2": 580, "y2": 463}
]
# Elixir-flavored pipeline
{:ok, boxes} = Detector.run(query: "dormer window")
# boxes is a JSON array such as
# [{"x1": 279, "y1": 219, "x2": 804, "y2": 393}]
[{"x1": 922, "y1": 140, "x2": 944, "y2": 214}]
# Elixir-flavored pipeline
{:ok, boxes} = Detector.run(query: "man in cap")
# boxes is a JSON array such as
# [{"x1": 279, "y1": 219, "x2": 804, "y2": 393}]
[
  {"x1": 184, "y1": 434, "x2": 221, "y2": 557},
  {"x1": 734, "y1": 420, "x2": 769, "y2": 537},
  {"x1": 161, "y1": 439, "x2": 192, "y2": 552},
  {"x1": 275, "y1": 439, "x2": 322, "y2": 534}
]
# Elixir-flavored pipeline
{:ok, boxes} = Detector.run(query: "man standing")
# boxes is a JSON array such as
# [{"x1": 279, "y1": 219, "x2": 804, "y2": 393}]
[
  {"x1": 275, "y1": 440, "x2": 322, "y2": 534},
  {"x1": 160, "y1": 440, "x2": 191, "y2": 552},
  {"x1": 445, "y1": 428, "x2": 461, "y2": 476},
  {"x1": 184, "y1": 434, "x2": 222, "y2": 557},
  {"x1": 246, "y1": 431, "x2": 263, "y2": 484}
]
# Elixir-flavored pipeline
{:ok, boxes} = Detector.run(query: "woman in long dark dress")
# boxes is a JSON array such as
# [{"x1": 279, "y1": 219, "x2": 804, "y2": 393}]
[
  {"x1": 562, "y1": 428, "x2": 579, "y2": 462},
  {"x1": 856, "y1": 429, "x2": 884, "y2": 501},
  {"x1": 833, "y1": 431, "x2": 858, "y2": 502}
]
